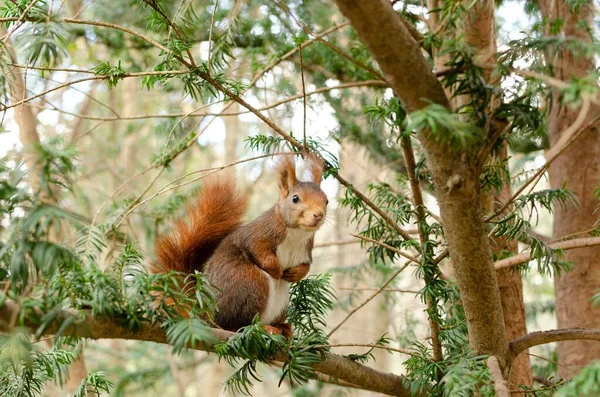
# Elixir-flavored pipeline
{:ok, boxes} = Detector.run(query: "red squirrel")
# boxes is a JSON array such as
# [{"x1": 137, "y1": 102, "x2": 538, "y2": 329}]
[{"x1": 153, "y1": 154, "x2": 328, "y2": 338}]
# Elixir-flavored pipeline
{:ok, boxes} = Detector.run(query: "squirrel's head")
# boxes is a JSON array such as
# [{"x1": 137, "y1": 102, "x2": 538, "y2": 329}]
[{"x1": 276, "y1": 154, "x2": 328, "y2": 232}]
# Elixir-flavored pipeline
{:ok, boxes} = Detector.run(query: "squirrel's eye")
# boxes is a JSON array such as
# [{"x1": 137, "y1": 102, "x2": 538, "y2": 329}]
[
  {"x1": 292, "y1": 195, "x2": 300, "y2": 203},
  {"x1": 326, "y1": 199, "x2": 329, "y2": 205}
]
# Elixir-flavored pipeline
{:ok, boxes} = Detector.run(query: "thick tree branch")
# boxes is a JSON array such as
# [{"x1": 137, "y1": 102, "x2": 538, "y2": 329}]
[
  {"x1": 0, "y1": 300, "x2": 420, "y2": 397},
  {"x1": 332, "y1": 1, "x2": 448, "y2": 112},
  {"x1": 509, "y1": 328, "x2": 600, "y2": 362},
  {"x1": 494, "y1": 237, "x2": 600, "y2": 270}
]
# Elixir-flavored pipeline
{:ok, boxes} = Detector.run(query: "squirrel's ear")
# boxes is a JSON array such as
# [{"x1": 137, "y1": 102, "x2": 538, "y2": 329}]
[
  {"x1": 306, "y1": 153, "x2": 325, "y2": 184},
  {"x1": 276, "y1": 155, "x2": 297, "y2": 198}
]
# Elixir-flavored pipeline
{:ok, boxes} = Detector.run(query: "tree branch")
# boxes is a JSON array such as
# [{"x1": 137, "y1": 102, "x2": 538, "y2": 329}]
[
  {"x1": 400, "y1": 136, "x2": 443, "y2": 363},
  {"x1": 0, "y1": 300, "x2": 420, "y2": 397},
  {"x1": 486, "y1": 356, "x2": 510, "y2": 397},
  {"x1": 509, "y1": 328, "x2": 600, "y2": 362},
  {"x1": 494, "y1": 237, "x2": 600, "y2": 270}
]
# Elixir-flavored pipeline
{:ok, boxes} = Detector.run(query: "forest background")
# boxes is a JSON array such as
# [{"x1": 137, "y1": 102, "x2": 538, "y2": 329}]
[{"x1": 2, "y1": 0, "x2": 600, "y2": 396}]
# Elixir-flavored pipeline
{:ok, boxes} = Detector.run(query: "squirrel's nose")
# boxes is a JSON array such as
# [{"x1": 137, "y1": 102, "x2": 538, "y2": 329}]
[{"x1": 313, "y1": 212, "x2": 324, "y2": 221}]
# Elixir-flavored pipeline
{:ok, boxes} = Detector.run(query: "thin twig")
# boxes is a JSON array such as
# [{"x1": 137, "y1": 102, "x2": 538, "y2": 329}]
[
  {"x1": 350, "y1": 234, "x2": 419, "y2": 263},
  {"x1": 327, "y1": 261, "x2": 412, "y2": 338},
  {"x1": 13, "y1": 79, "x2": 385, "y2": 121},
  {"x1": 207, "y1": 0, "x2": 219, "y2": 73},
  {"x1": 314, "y1": 239, "x2": 360, "y2": 248},
  {"x1": 400, "y1": 137, "x2": 443, "y2": 363},
  {"x1": 486, "y1": 99, "x2": 599, "y2": 222},
  {"x1": 338, "y1": 287, "x2": 419, "y2": 294},
  {"x1": 317, "y1": 343, "x2": 416, "y2": 356},
  {"x1": 494, "y1": 236, "x2": 600, "y2": 270},
  {"x1": 526, "y1": 352, "x2": 579, "y2": 376},
  {"x1": 299, "y1": 45, "x2": 307, "y2": 150}
]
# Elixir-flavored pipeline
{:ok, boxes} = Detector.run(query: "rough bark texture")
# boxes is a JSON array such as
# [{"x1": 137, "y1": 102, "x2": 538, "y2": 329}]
[
  {"x1": 539, "y1": 0, "x2": 600, "y2": 377},
  {"x1": 497, "y1": 267, "x2": 531, "y2": 390},
  {"x1": 463, "y1": 0, "x2": 531, "y2": 386},
  {"x1": 333, "y1": 0, "x2": 508, "y2": 365},
  {"x1": 0, "y1": 300, "x2": 419, "y2": 397},
  {"x1": 509, "y1": 328, "x2": 600, "y2": 360},
  {"x1": 488, "y1": 152, "x2": 532, "y2": 392}
]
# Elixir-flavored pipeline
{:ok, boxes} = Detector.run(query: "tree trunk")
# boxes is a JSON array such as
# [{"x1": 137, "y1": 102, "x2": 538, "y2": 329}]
[
  {"x1": 539, "y1": 0, "x2": 600, "y2": 377},
  {"x1": 333, "y1": 0, "x2": 509, "y2": 367}
]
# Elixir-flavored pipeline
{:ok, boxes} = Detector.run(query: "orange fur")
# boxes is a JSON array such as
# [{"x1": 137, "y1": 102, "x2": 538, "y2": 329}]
[
  {"x1": 305, "y1": 153, "x2": 325, "y2": 184},
  {"x1": 152, "y1": 174, "x2": 248, "y2": 274},
  {"x1": 275, "y1": 155, "x2": 298, "y2": 198},
  {"x1": 152, "y1": 155, "x2": 328, "y2": 335}
]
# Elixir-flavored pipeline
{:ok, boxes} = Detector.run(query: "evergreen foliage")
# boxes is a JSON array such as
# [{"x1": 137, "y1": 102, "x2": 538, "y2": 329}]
[{"x1": 1, "y1": 0, "x2": 600, "y2": 395}]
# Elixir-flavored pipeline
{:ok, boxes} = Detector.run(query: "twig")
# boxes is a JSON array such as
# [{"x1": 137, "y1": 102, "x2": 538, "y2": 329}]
[
  {"x1": 1, "y1": 70, "x2": 190, "y2": 112},
  {"x1": 327, "y1": 261, "x2": 412, "y2": 338},
  {"x1": 206, "y1": 0, "x2": 219, "y2": 73},
  {"x1": 140, "y1": 0, "x2": 196, "y2": 67},
  {"x1": 314, "y1": 239, "x2": 360, "y2": 248},
  {"x1": 400, "y1": 136, "x2": 443, "y2": 363},
  {"x1": 526, "y1": 352, "x2": 579, "y2": 376},
  {"x1": 12, "y1": 79, "x2": 385, "y2": 121},
  {"x1": 317, "y1": 343, "x2": 416, "y2": 356},
  {"x1": 486, "y1": 99, "x2": 599, "y2": 222},
  {"x1": 494, "y1": 236, "x2": 600, "y2": 270},
  {"x1": 338, "y1": 287, "x2": 419, "y2": 294},
  {"x1": 486, "y1": 356, "x2": 510, "y2": 397},
  {"x1": 350, "y1": 234, "x2": 419, "y2": 263},
  {"x1": 299, "y1": 45, "x2": 307, "y2": 150},
  {"x1": 137, "y1": 153, "x2": 290, "y2": 212}
]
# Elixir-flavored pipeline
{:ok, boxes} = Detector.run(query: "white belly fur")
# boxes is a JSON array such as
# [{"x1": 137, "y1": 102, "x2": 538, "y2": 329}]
[{"x1": 260, "y1": 228, "x2": 314, "y2": 324}]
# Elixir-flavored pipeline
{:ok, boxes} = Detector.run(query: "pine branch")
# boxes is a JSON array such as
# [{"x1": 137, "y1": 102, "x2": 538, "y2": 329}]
[{"x1": 0, "y1": 300, "x2": 422, "y2": 397}]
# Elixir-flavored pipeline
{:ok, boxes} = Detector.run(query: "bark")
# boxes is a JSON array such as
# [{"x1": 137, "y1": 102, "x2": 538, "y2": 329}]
[
  {"x1": 3, "y1": 33, "x2": 45, "y2": 200},
  {"x1": 539, "y1": 0, "x2": 600, "y2": 377},
  {"x1": 462, "y1": 0, "x2": 531, "y2": 387},
  {"x1": 0, "y1": 300, "x2": 421, "y2": 397},
  {"x1": 488, "y1": 154, "x2": 531, "y2": 392},
  {"x1": 333, "y1": 0, "x2": 508, "y2": 365},
  {"x1": 509, "y1": 328, "x2": 600, "y2": 360},
  {"x1": 494, "y1": 237, "x2": 600, "y2": 270},
  {"x1": 487, "y1": 356, "x2": 510, "y2": 397}
]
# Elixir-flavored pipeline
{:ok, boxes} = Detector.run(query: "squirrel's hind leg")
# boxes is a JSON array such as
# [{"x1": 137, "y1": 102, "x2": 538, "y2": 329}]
[
  {"x1": 269, "y1": 310, "x2": 293, "y2": 339},
  {"x1": 273, "y1": 323, "x2": 293, "y2": 339}
]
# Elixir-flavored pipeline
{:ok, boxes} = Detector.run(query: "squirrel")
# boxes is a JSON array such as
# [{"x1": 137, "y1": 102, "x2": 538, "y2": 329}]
[{"x1": 152, "y1": 154, "x2": 328, "y2": 338}]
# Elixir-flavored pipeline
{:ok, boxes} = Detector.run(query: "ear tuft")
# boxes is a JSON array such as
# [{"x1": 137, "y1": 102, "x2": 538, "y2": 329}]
[
  {"x1": 306, "y1": 153, "x2": 325, "y2": 184},
  {"x1": 276, "y1": 155, "x2": 297, "y2": 198}
]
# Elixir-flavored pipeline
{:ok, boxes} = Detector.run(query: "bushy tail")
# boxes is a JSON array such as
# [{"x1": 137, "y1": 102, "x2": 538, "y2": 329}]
[{"x1": 153, "y1": 174, "x2": 247, "y2": 274}]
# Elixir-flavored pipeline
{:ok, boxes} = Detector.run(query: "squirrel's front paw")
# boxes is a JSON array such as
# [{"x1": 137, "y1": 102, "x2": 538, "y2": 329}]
[
  {"x1": 265, "y1": 265, "x2": 283, "y2": 279},
  {"x1": 282, "y1": 263, "x2": 310, "y2": 283}
]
